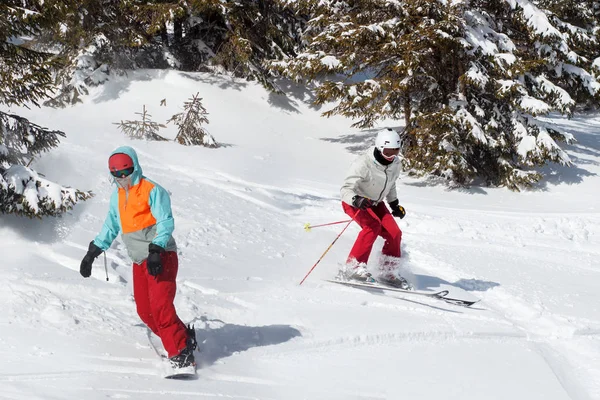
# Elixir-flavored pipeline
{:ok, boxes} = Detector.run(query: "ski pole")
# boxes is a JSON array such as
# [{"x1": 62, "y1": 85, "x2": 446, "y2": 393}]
[
  {"x1": 304, "y1": 219, "x2": 352, "y2": 232},
  {"x1": 103, "y1": 252, "x2": 109, "y2": 282},
  {"x1": 299, "y1": 210, "x2": 359, "y2": 285}
]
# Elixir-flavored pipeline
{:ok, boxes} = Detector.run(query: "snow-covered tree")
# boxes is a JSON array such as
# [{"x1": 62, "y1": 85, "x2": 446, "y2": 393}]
[
  {"x1": 42, "y1": 0, "x2": 177, "y2": 106},
  {"x1": 184, "y1": 0, "x2": 304, "y2": 91},
  {"x1": 0, "y1": 113, "x2": 92, "y2": 217},
  {"x1": 0, "y1": 2, "x2": 91, "y2": 218},
  {"x1": 13, "y1": 0, "x2": 304, "y2": 103},
  {"x1": 168, "y1": 93, "x2": 218, "y2": 147},
  {"x1": 273, "y1": 0, "x2": 600, "y2": 190},
  {"x1": 40, "y1": 0, "x2": 305, "y2": 104},
  {"x1": 114, "y1": 105, "x2": 169, "y2": 141},
  {"x1": 0, "y1": 2, "x2": 59, "y2": 108}
]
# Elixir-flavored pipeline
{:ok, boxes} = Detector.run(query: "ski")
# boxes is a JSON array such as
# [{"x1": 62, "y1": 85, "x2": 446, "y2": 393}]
[{"x1": 324, "y1": 279, "x2": 479, "y2": 308}]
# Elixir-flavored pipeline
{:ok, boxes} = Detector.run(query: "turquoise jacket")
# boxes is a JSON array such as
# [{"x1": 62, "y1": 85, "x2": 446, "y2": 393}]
[{"x1": 93, "y1": 146, "x2": 177, "y2": 263}]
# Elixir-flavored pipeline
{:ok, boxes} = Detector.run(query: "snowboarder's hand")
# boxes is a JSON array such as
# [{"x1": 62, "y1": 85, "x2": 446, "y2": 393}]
[
  {"x1": 389, "y1": 200, "x2": 406, "y2": 219},
  {"x1": 147, "y1": 243, "x2": 164, "y2": 276},
  {"x1": 80, "y1": 241, "x2": 102, "y2": 278},
  {"x1": 352, "y1": 195, "x2": 372, "y2": 210}
]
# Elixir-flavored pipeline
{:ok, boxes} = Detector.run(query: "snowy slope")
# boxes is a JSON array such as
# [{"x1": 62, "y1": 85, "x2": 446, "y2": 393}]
[{"x1": 1, "y1": 70, "x2": 599, "y2": 400}]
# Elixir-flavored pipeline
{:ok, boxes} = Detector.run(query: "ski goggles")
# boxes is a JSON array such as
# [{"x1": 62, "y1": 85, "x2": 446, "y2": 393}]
[
  {"x1": 382, "y1": 147, "x2": 400, "y2": 160},
  {"x1": 110, "y1": 167, "x2": 134, "y2": 178}
]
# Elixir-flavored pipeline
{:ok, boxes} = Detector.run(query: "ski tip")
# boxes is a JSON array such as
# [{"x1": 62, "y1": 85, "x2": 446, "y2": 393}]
[
  {"x1": 446, "y1": 298, "x2": 481, "y2": 307},
  {"x1": 164, "y1": 372, "x2": 197, "y2": 380}
]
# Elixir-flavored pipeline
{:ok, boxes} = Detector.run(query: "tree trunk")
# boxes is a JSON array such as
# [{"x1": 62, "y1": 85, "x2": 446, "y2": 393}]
[
  {"x1": 160, "y1": 22, "x2": 169, "y2": 46},
  {"x1": 174, "y1": 17, "x2": 183, "y2": 45},
  {"x1": 404, "y1": 90, "x2": 411, "y2": 127}
]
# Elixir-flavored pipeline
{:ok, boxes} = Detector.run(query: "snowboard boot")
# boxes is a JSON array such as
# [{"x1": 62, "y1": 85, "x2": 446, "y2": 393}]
[
  {"x1": 169, "y1": 325, "x2": 198, "y2": 369},
  {"x1": 378, "y1": 274, "x2": 412, "y2": 290},
  {"x1": 186, "y1": 324, "x2": 198, "y2": 352},
  {"x1": 169, "y1": 346, "x2": 195, "y2": 369}
]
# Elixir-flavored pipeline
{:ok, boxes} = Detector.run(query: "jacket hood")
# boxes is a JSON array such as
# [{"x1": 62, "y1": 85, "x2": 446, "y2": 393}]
[{"x1": 110, "y1": 146, "x2": 143, "y2": 186}]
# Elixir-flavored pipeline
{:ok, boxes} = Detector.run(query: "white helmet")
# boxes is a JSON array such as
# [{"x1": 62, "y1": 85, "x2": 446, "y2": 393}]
[{"x1": 375, "y1": 128, "x2": 401, "y2": 150}]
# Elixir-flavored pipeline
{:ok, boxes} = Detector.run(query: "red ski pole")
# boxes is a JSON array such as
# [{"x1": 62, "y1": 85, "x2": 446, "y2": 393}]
[
  {"x1": 299, "y1": 210, "x2": 359, "y2": 285},
  {"x1": 304, "y1": 219, "x2": 352, "y2": 232}
]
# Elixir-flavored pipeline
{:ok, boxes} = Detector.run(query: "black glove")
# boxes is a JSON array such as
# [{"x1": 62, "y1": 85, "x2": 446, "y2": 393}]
[
  {"x1": 388, "y1": 200, "x2": 406, "y2": 219},
  {"x1": 147, "y1": 243, "x2": 165, "y2": 276},
  {"x1": 352, "y1": 195, "x2": 373, "y2": 210},
  {"x1": 80, "y1": 241, "x2": 103, "y2": 278}
]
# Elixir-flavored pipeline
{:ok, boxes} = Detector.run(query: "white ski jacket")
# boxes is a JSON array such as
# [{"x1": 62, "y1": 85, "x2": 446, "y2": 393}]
[{"x1": 340, "y1": 148, "x2": 401, "y2": 206}]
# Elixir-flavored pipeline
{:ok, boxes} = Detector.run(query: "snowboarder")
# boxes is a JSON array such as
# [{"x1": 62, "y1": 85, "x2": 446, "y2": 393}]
[
  {"x1": 340, "y1": 128, "x2": 407, "y2": 287},
  {"x1": 79, "y1": 146, "x2": 197, "y2": 369}
]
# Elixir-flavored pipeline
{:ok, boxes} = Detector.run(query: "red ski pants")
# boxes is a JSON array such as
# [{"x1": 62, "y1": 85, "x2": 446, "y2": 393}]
[
  {"x1": 133, "y1": 251, "x2": 188, "y2": 358},
  {"x1": 342, "y1": 201, "x2": 402, "y2": 265}
]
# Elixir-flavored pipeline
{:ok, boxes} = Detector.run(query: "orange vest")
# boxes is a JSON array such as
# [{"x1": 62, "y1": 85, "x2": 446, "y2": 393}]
[{"x1": 118, "y1": 178, "x2": 157, "y2": 234}]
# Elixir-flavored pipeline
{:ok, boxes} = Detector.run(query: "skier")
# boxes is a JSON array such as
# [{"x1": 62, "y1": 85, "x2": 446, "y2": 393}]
[
  {"x1": 340, "y1": 128, "x2": 408, "y2": 287},
  {"x1": 79, "y1": 146, "x2": 197, "y2": 369}
]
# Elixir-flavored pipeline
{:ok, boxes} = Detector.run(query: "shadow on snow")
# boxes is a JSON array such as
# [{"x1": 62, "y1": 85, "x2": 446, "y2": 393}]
[
  {"x1": 414, "y1": 273, "x2": 500, "y2": 292},
  {"x1": 189, "y1": 317, "x2": 302, "y2": 368}
]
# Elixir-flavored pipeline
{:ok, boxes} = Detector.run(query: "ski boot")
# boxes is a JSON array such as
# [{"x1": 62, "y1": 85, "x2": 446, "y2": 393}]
[
  {"x1": 378, "y1": 274, "x2": 412, "y2": 290},
  {"x1": 346, "y1": 265, "x2": 375, "y2": 283}
]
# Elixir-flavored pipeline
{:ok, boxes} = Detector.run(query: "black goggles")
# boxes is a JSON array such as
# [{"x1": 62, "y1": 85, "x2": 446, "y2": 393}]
[{"x1": 110, "y1": 167, "x2": 134, "y2": 178}]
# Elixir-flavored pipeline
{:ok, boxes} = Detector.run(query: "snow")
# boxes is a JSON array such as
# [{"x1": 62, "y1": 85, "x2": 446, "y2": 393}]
[
  {"x1": 561, "y1": 64, "x2": 600, "y2": 95},
  {"x1": 465, "y1": 64, "x2": 488, "y2": 88},
  {"x1": 456, "y1": 108, "x2": 487, "y2": 143},
  {"x1": 464, "y1": 22, "x2": 499, "y2": 55},
  {"x1": 536, "y1": 75, "x2": 575, "y2": 109},
  {"x1": 464, "y1": 11, "x2": 516, "y2": 56},
  {"x1": 2, "y1": 70, "x2": 600, "y2": 399},
  {"x1": 520, "y1": 95, "x2": 552, "y2": 115},
  {"x1": 508, "y1": 0, "x2": 563, "y2": 39},
  {"x1": 365, "y1": 24, "x2": 386, "y2": 36},
  {"x1": 517, "y1": 134, "x2": 537, "y2": 159},
  {"x1": 2, "y1": 164, "x2": 77, "y2": 213},
  {"x1": 320, "y1": 55, "x2": 341, "y2": 68},
  {"x1": 496, "y1": 78, "x2": 519, "y2": 94},
  {"x1": 494, "y1": 53, "x2": 517, "y2": 67}
]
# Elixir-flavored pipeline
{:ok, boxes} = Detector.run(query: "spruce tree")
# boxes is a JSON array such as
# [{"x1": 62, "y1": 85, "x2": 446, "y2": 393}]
[
  {"x1": 40, "y1": 0, "x2": 305, "y2": 103},
  {"x1": 168, "y1": 93, "x2": 218, "y2": 147},
  {"x1": 0, "y1": 2, "x2": 91, "y2": 218},
  {"x1": 42, "y1": 0, "x2": 179, "y2": 106},
  {"x1": 165, "y1": 0, "x2": 305, "y2": 91},
  {"x1": 273, "y1": 0, "x2": 600, "y2": 190},
  {"x1": 114, "y1": 105, "x2": 169, "y2": 141},
  {"x1": 0, "y1": 2, "x2": 59, "y2": 107}
]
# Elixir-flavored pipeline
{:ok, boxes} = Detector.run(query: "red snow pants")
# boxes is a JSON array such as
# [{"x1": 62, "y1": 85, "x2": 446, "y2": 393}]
[
  {"x1": 342, "y1": 201, "x2": 402, "y2": 264},
  {"x1": 132, "y1": 251, "x2": 188, "y2": 358}
]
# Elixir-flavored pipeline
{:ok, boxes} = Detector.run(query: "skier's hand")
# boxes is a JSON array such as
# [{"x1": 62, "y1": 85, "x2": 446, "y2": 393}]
[
  {"x1": 352, "y1": 195, "x2": 372, "y2": 210},
  {"x1": 80, "y1": 241, "x2": 102, "y2": 278},
  {"x1": 147, "y1": 243, "x2": 164, "y2": 276},
  {"x1": 389, "y1": 200, "x2": 406, "y2": 219}
]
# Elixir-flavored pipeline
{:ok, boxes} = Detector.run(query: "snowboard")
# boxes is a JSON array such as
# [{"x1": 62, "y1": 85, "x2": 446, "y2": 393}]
[{"x1": 163, "y1": 364, "x2": 197, "y2": 380}]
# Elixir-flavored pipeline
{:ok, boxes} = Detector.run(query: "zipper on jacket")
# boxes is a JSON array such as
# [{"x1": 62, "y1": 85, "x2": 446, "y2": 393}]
[
  {"x1": 376, "y1": 165, "x2": 389, "y2": 203},
  {"x1": 119, "y1": 186, "x2": 130, "y2": 211}
]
